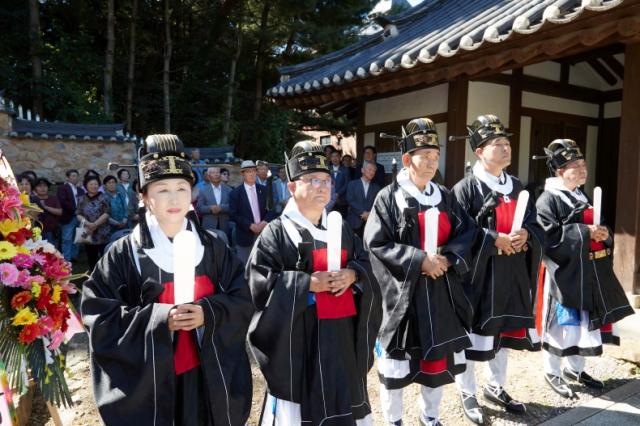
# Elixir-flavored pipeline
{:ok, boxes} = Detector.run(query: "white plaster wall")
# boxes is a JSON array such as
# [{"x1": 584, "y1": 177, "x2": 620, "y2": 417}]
[
  {"x1": 436, "y1": 122, "x2": 447, "y2": 178},
  {"x1": 364, "y1": 132, "x2": 375, "y2": 147},
  {"x1": 524, "y1": 61, "x2": 561, "y2": 81},
  {"x1": 518, "y1": 116, "x2": 532, "y2": 184},
  {"x1": 585, "y1": 125, "x2": 598, "y2": 194},
  {"x1": 569, "y1": 62, "x2": 623, "y2": 91},
  {"x1": 604, "y1": 101, "x2": 622, "y2": 119},
  {"x1": 365, "y1": 83, "x2": 448, "y2": 125},
  {"x1": 522, "y1": 92, "x2": 599, "y2": 118},
  {"x1": 465, "y1": 81, "x2": 511, "y2": 165}
]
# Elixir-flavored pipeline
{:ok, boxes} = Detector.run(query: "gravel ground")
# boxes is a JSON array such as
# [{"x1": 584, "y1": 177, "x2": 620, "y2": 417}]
[{"x1": 24, "y1": 334, "x2": 638, "y2": 426}]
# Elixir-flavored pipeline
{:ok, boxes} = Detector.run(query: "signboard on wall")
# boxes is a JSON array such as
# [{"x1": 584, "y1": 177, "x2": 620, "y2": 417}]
[{"x1": 376, "y1": 151, "x2": 402, "y2": 174}]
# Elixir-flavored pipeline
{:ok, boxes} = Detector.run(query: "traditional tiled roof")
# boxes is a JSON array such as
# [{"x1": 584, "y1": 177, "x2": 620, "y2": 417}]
[
  {"x1": 185, "y1": 146, "x2": 240, "y2": 163},
  {"x1": 1, "y1": 94, "x2": 137, "y2": 142},
  {"x1": 10, "y1": 119, "x2": 135, "y2": 142},
  {"x1": 268, "y1": 0, "x2": 626, "y2": 99}
]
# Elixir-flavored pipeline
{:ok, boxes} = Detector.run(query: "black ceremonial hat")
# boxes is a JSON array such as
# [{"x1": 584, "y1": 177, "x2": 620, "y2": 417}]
[
  {"x1": 467, "y1": 114, "x2": 512, "y2": 150},
  {"x1": 542, "y1": 139, "x2": 584, "y2": 175},
  {"x1": 138, "y1": 134, "x2": 194, "y2": 190},
  {"x1": 402, "y1": 117, "x2": 440, "y2": 154},
  {"x1": 284, "y1": 141, "x2": 330, "y2": 182}
]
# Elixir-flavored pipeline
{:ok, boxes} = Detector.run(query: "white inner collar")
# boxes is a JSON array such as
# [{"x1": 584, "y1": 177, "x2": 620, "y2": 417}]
[
  {"x1": 472, "y1": 161, "x2": 513, "y2": 196},
  {"x1": 396, "y1": 168, "x2": 442, "y2": 207}
]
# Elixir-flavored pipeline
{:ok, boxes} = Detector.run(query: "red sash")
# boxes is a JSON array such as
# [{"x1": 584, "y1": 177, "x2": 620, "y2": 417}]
[
  {"x1": 311, "y1": 248, "x2": 356, "y2": 319},
  {"x1": 582, "y1": 208, "x2": 605, "y2": 251},
  {"x1": 495, "y1": 196, "x2": 517, "y2": 234},
  {"x1": 158, "y1": 275, "x2": 215, "y2": 375},
  {"x1": 417, "y1": 210, "x2": 452, "y2": 250},
  {"x1": 420, "y1": 357, "x2": 448, "y2": 374}
]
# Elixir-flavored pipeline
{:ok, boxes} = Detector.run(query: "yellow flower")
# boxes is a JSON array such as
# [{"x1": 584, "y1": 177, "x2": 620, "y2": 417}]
[
  {"x1": 51, "y1": 285, "x2": 62, "y2": 303},
  {"x1": 15, "y1": 246, "x2": 30, "y2": 255},
  {"x1": 12, "y1": 307, "x2": 38, "y2": 326},
  {"x1": 32, "y1": 227, "x2": 41, "y2": 240},
  {"x1": 0, "y1": 219, "x2": 21, "y2": 237},
  {"x1": 31, "y1": 283, "x2": 41, "y2": 298},
  {"x1": 19, "y1": 193, "x2": 30, "y2": 205},
  {"x1": 0, "y1": 241, "x2": 18, "y2": 261}
]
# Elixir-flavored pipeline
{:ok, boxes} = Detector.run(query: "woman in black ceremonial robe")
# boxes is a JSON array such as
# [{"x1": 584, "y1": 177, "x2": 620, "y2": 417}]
[{"x1": 81, "y1": 134, "x2": 253, "y2": 426}]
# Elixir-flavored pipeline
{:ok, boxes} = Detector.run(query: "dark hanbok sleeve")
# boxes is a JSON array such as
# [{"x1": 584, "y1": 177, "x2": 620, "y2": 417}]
[
  {"x1": 246, "y1": 221, "x2": 313, "y2": 400},
  {"x1": 198, "y1": 233, "x2": 254, "y2": 425},
  {"x1": 535, "y1": 191, "x2": 592, "y2": 309},
  {"x1": 81, "y1": 238, "x2": 176, "y2": 425},
  {"x1": 363, "y1": 187, "x2": 427, "y2": 348}
]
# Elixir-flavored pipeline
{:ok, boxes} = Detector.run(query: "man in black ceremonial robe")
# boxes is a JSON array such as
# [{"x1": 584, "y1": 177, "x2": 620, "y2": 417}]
[
  {"x1": 535, "y1": 139, "x2": 633, "y2": 398},
  {"x1": 81, "y1": 134, "x2": 253, "y2": 426},
  {"x1": 247, "y1": 141, "x2": 381, "y2": 425},
  {"x1": 364, "y1": 118, "x2": 475, "y2": 426},
  {"x1": 452, "y1": 115, "x2": 545, "y2": 424}
]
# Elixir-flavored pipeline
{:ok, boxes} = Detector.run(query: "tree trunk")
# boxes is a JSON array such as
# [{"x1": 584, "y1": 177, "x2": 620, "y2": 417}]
[
  {"x1": 253, "y1": 2, "x2": 272, "y2": 121},
  {"x1": 125, "y1": 0, "x2": 139, "y2": 132},
  {"x1": 104, "y1": 0, "x2": 115, "y2": 119},
  {"x1": 163, "y1": 0, "x2": 172, "y2": 132},
  {"x1": 222, "y1": 27, "x2": 242, "y2": 146},
  {"x1": 28, "y1": 0, "x2": 43, "y2": 117}
]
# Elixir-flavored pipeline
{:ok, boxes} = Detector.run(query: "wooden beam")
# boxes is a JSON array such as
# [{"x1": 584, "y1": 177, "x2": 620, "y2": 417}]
[
  {"x1": 614, "y1": 42, "x2": 640, "y2": 294},
  {"x1": 560, "y1": 63, "x2": 570, "y2": 84},
  {"x1": 602, "y1": 55, "x2": 624, "y2": 80},
  {"x1": 509, "y1": 68, "x2": 523, "y2": 177},
  {"x1": 560, "y1": 43, "x2": 626, "y2": 65},
  {"x1": 521, "y1": 107, "x2": 600, "y2": 126},
  {"x1": 445, "y1": 78, "x2": 468, "y2": 188},
  {"x1": 587, "y1": 58, "x2": 618, "y2": 85}
]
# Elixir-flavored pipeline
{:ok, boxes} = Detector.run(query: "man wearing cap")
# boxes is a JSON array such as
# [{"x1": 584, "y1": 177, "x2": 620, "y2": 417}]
[
  {"x1": 364, "y1": 118, "x2": 475, "y2": 426},
  {"x1": 247, "y1": 141, "x2": 381, "y2": 425},
  {"x1": 451, "y1": 114, "x2": 545, "y2": 423},
  {"x1": 535, "y1": 139, "x2": 633, "y2": 398},
  {"x1": 229, "y1": 160, "x2": 271, "y2": 264}
]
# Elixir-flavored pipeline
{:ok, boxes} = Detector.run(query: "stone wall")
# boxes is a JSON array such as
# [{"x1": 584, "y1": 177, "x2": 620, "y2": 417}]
[
  {"x1": 0, "y1": 108, "x2": 136, "y2": 183},
  {"x1": 0, "y1": 137, "x2": 136, "y2": 183}
]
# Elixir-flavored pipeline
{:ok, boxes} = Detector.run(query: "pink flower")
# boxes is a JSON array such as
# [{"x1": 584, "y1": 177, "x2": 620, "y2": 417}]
[
  {"x1": 38, "y1": 316, "x2": 55, "y2": 334},
  {"x1": 31, "y1": 253, "x2": 47, "y2": 266},
  {"x1": 0, "y1": 191, "x2": 23, "y2": 220},
  {"x1": 42, "y1": 255, "x2": 70, "y2": 280},
  {"x1": 60, "y1": 282, "x2": 78, "y2": 295},
  {"x1": 12, "y1": 253, "x2": 34, "y2": 269},
  {"x1": 0, "y1": 263, "x2": 20, "y2": 287},
  {"x1": 48, "y1": 330, "x2": 65, "y2": 351}
]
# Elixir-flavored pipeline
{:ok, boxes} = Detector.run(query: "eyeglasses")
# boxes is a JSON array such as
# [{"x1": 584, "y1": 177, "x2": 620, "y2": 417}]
[{"x1": 298, "y1": 177, "x2": 332, "y2": 188}]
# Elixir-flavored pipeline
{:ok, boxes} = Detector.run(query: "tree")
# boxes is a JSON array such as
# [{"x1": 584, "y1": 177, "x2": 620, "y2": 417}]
[
  {"x1": 125, "y1": 0, "x2": 139, "y2": 132},
  {"x1": 28, "y1": 0, "x2": 43, "y2": 117},
  {"x1": 163, "y1": 0, "x2": 172, "y2": 132},
  {"x1": 104, "y1": 0, "x2": 115, "y2": 119}
]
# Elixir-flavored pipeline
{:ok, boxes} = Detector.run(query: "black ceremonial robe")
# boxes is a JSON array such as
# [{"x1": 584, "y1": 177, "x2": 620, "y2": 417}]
[
  {"x1": 452, "y1": 174, "x2": 544, "y2": 360},
  {"x1": 536, "y1": 188, "x2": 633, "y2": 345},
  {"x1": 248, "y1": 216, "x2": 381, "y2": 425},
  {"x1": 81, "y1": 232, "x2": 253, "y2": 426},
  {"x1": 364, "y1": 181, "x2": 475, "y2": 388}
]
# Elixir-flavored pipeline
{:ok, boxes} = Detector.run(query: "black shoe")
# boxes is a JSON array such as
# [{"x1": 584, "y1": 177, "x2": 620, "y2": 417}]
[
  {"x1": 483, "y1": 385, "x2": 526, "y2": 413},
  {"x1": 419, "y1": 414, "x2": 443, "y2": 426},
  {"x1": 389, "y1": 421, "x2": 402, "y2": 426},
  {"x1": 545, "y1": 373, "x2": 575, "y2": 398},
  {"x1": 563, "y1": 368, "x2": 604, "y2": 389},
  {"x1": 459, "y1": 392, "x2": 485, "y2": 424}
]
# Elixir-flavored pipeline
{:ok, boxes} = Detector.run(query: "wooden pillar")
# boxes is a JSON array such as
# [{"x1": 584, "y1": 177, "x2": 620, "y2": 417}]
[
  {"x1": 508, "y1": 68, "x2": 523, "y2": 177},
  {"x1": 613, "y1": 43, "x2": 640, "y2": 295},
  {"x1": 356, "y1": 101, "x2": 365, "y2": 161},
  {"x1": 445, "y1": 77, "x2": 469, "y2": 188}
]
